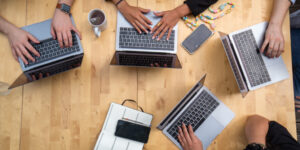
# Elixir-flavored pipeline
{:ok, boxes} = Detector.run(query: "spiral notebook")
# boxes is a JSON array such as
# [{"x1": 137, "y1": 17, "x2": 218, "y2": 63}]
[{"x1": 94, "y1": 103, "x2": 153, "y2": 150}]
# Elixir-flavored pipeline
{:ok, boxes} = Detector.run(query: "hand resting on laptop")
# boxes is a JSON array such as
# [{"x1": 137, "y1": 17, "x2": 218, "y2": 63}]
[
  {"x1": 260, "y1": 0, "x2": 291, "y2": 58},
  {"x1": 0, "y1": 16, "x2": 40, "y2": 65},
  {"x1": 178, "y1": 123, "x2": 203, "y2": 150}
]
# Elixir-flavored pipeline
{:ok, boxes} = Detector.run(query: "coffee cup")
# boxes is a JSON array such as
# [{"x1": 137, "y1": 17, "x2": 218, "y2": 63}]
[{"x1": 88, "y1": 9, "x2": 107, "y2": 37}]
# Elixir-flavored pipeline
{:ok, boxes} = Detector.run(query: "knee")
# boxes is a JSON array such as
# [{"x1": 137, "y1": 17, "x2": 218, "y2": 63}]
[
  {"x1": 247, "y1": 115, "x2": 269, "y2": 125},
  {"x1": 245, "y1": 115, "x2": 270, "y2": 144}
]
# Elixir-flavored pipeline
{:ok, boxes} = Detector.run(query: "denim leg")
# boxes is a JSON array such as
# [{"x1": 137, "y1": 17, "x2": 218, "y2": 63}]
[{"x1": 291, "y1": 29, "x2": 300, "y2": 97}]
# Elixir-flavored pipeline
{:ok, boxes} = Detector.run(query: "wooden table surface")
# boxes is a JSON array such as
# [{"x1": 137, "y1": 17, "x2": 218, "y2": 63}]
[{"x1": 0, "y1": 0, "x2": 296, "y2": 150}]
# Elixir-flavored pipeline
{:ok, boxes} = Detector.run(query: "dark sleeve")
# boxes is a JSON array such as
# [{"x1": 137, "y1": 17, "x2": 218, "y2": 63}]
[
  {"x1": 266, "y1": 121, "x2": 300, "y2": 150},
  {"x1": 184, "y1": 0, "x2": 218, "y2": 16}
]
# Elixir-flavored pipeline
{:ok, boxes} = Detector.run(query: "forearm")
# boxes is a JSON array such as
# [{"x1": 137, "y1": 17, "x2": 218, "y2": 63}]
[
  {"x1": 110, "y1": 0, "x2": 128, "y2": 9},
  {"x1": 269, "y1": 0, "x2": 291, "y2": 27},
  {"x1": 58, "y1": 0, "x2": 74, "y2": 6},
  {"x1": 0, "y1": 16, "x2": 16, "y2": 36},
  {"x1": 174, "y1": 4, "x2": 191, "y2": 17}
]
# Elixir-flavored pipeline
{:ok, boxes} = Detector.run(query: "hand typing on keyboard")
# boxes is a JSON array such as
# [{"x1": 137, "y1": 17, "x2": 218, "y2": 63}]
[
  {"x1": 151, "y1": 4, "x2": 191, "y2": 41},
  {"x1": 150, "y1": 63, "x2": 168, "y2": 67},
  {"x1": 0, "y1": 16, "x2": 40, "y2": 64},
  {"x1": 51, "y1": 8, "x2": 82, "y2": 48},
  {"x1": 113, "y1": 0, "x2": 152, "y2": 34},
  {"x1": 178, "y1": 123, "x2": 203, "y2": 150},
  {"x1": 30, "y1": 72, "x2": 50, "y2": 81}
]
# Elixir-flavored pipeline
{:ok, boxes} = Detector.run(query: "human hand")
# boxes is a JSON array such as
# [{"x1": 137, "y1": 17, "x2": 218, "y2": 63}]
[
  {"x1": 31, "y1": 73, "x2": 50, "y2": 81},
  {"x1": 7, "y1": 26, "x2": 40, "y2": 64},
  {"x1": 118, "y1": 1, "x2": 152, "y2": 34},
  {"x1": 51, "y1": 9, "x2": 81, "y2": 48},
  {"x1": 151, "y1": 9, "x2": 181, "y2": 41},
  {"x1": 260, "y1": 23, "x2": 284, "y2": 58},
  {"x1": 178, "y1": 123, "x2": 203, "y2": 150},
  {"x1": 150, "y1": 63, "x2": 168, "y2": 67}
]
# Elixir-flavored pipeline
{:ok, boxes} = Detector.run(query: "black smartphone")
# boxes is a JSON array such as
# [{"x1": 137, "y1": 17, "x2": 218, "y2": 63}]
[
  {"x1": 181, "y1": 24, "x2": 213, "y2": 54},
  {"x1": 115, "y1": 120, "x2": 151, "y2": 143}
]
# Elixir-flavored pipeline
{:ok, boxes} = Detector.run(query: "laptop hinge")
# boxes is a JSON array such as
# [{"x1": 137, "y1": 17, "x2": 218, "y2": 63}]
[
  {"x1": 221, "y1": 34, "x2": 249, "y2": 96},
  {"x1": 157, "y1": 76, "x2": 205, "y2": 130}
]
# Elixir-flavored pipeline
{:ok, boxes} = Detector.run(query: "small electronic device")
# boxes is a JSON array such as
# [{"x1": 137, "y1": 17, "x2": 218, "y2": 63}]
[
  {"x1": 219, "y1": 22, "x2": 289, "y2": 97},
  {"x1": 115, "y1": 119, "x2": 151, "y2": 143},
  {"x1": 9, "y1": 17, "x2": 84, "y2": 89},
  {"x1": 157, "y1": 74, "x2": 235, "y2": 150},
  {"x1": 181, "y1": 24, "x2": 213, "y2": 54},
  {"x1": 110, "y1": 11, "x2": 182, "y2": 68}
]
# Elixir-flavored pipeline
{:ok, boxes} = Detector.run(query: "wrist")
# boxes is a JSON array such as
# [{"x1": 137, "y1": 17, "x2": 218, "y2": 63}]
[
  {"x1": 245, "y1": 143, "x2": 267, "y2": 150},
  {"x1": 56, "y1": 3, "x2": 71, "y2": 15},
  {"x1": 268, "y1": 21, "x2": 282, "y2": 30},
  {"x1": 54, "y1": 9, "x2": 69, "y2": 17},
  {"x1": 269, "y1": 18, "x2": 283, "y2": 28},
  {"x1": 58, "y1": 0, "x2": 73, "y2": 6},
  {"x1": 175, "y1": 4, "x2": 191, "y2": 18},
  {"x1": 3, "y1": 22, "x2": 16, "y2": 36},
  {"x1": 117, "y1": 1, "x2": 128, "y2": 11}
]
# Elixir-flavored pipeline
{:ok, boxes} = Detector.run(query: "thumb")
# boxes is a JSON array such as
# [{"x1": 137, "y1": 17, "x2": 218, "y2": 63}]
[
  {"x1": 27, "y1": 33, "x2": 40, "y2": 43},
  {"x1": 138, "y1": 7, "x2": 150, "y2": 13},
  {"x1": 154, "y1": 11, "x2": 165, "y2": 17}
]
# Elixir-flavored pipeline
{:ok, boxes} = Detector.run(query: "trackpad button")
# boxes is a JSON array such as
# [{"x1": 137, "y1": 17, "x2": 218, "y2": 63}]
[{"x1": 194, "y1": 117, "x2": 224, "y2": 150}]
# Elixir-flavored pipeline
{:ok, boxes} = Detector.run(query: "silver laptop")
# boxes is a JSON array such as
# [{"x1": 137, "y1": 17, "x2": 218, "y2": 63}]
[
  {"x1": 219, "y1": 22, "x2": 289, "y2": 97},
  {"x1": 157, "y1": 74, "x2": 235, "y2": 150},
  {"x1": 9, "y1": 17, "x2": 84, "y2": 89},
  {"x1": 110, "y1": 11, "x2": 181, "y2": 68}
]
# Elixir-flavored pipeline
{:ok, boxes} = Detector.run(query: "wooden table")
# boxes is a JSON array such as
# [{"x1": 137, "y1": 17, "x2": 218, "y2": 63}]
[{"x1": 0, "y1": 0, "x2": 296, "y2": 150}]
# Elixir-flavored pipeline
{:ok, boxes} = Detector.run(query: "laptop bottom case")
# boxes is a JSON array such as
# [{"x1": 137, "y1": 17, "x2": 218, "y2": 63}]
[{"x1": 110, "y1": 51, "x2": 182, "y2": 68}]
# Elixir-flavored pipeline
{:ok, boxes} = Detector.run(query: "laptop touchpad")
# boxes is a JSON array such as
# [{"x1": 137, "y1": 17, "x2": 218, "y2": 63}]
[
  {"x1": 261, "y1": 54, "x2": 284, "y2": 67},
  {"x1": 194, "y1": 117, "x2": 224, "y2": 150}
]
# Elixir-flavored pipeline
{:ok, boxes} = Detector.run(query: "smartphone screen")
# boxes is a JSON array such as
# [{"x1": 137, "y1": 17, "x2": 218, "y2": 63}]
[
  {"x1": 182, "y1": 24, "x2": 213, "y2": 54},
  {"x1": 115, "y1": 120, "x2": 151, "y2": 143}
]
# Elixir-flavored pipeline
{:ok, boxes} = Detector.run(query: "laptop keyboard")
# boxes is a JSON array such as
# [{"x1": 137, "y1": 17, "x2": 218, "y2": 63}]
[
  {"x1": 119, "y1": 27, "x2": 175, "y2": 50},
  {"x1": 232, "y1": 30, "x2": 271, "y2": 87},
  {"x1": 167, "y1": 90, "x2": 220, "y2": 143},
  {"x1": 119, "y1": 54, "x2": 173, "y2": 67},
  {"x1": 25, "y1": 32, "x2": 80, "y2": 68},
  {"x1": 28, "y1": 55, "x2": 83, "y2": 79},
  {"x1": 222, "y1": 38, "x2": 246, "y2": 91}
]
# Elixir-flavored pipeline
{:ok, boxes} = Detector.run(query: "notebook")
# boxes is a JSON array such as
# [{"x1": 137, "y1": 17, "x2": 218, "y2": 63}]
[{"x1": 94, "y1": 103, "x2": 153, "y2": 150}]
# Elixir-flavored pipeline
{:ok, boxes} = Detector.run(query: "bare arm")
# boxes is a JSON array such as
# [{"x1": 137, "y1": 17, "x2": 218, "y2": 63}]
[
  {"x1": 51, "y1": 0, "x2": 81, "y2": 48},
  {"x1": 108, "y1": 0, "x2": 152, "y2": 34},
  {"x1": 260, "y1": 0, "x2": 291, "y2": 58},
  {"x1": 58, "y1": 0, "x2": 74, "y2": 6},
  {"x1": 0, "y1": 16, "x2": 40, "y2": 64},
  {"x1": 0, "y1": 16, "x2": 15, "y2": 35},
  {"x1": 151, "y1": 4, "x2": 191, "y2": 40},
  {"x1": 269, "y1": 0, "x2": 291, "y2": 27}
]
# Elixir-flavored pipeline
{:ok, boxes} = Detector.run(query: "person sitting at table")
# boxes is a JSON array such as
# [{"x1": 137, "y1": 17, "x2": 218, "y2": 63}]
[
  {"x1": 260, "y1": 0, "x2": 294, "y2": 58},
  {"x1": 51, "y1": 0, "x2": 81, "y2": 49},
  {"x1": 0, "y1": 16, "x2": 40, "y2": 65},
  {"x1": 177, "y1": 115, "x2": 300, "y2": 150},
  {"x1": 107, "y1": 0, "x2": 218, "y2": 40},
  {"x1": 0, "y1": 0, "x2": 81, "y2": 65},
  {"x1": 244, "y1": 115, "x2": 300, "y2": 150}
]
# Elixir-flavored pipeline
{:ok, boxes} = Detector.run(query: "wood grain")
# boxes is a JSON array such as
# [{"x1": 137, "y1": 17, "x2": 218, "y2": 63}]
[
  {"x1": 0, "y1": 0, "x2": 25, "y2": 150},
  {"x1": 20, "y1": 0, "x2": 138, "y2": 150},
  {"x1": 138, "y1": 0, "x2": 296, "y2": 150},
  {"x1": 0, "y1": 0, "x2": 296, "y2": 150}
]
